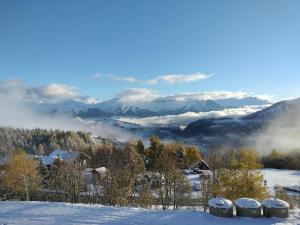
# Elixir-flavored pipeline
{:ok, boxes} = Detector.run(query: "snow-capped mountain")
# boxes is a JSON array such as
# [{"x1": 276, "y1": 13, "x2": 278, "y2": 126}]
[
  {"x1": 243, "y1": 98, "x2": 300, "y2": 121},
  {"x1": 31, "y1": 94, "x2": 270, "y2": 118},
  {"x1": 33, "y1": 100, "x2": 88, "y2": 115},
  {"x1": 180, "y1": 98, "x2": 300, "y2": 150},
  {"x1": 184, "y1": 98, "x2": 300, "y2": 136},
  {"x1": 215, "y1": 97, "x2": 270, "y2": 108},
  {"x1": 92, "y1": 99, "x2": 157, "y2": 117},
  {"x1": 145, "y1": 98, "x2": 224, "y2": 115}
]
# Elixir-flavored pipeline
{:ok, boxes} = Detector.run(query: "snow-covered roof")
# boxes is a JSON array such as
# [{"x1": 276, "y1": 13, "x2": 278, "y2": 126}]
[
  {"x1": 235, "y1": 198, "x2": 261, "y2": 208},
  {"x1": 94, "y1": 167, "x2": 107, "y2": 174},
  {"x1": 41, "y1": 156, "x2": 59, "y2": 165},
  {"x1": 262, "y1": 198, "x2": 289, "y2": 208},
  {"x1": 189, "y1": 159, "x2": 210, "y2": 170},
  {"x1": 208, "y1": 197, "x2": 233, "y2": 209},
  {"x1": 49, "y1": 150, "x2": 80, "y2": 161},
  {"x1": 39, "y1": 150, "x2": 81, "y2": 166}
]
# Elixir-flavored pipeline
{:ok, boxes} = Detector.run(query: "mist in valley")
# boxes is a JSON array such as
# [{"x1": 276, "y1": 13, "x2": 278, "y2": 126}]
[
  {"x1": 249, "y1": 99, "x2": 300, "y2": 154},
  {"x1": 0, "y1": 80, "x2": 133, "y2": 140}
]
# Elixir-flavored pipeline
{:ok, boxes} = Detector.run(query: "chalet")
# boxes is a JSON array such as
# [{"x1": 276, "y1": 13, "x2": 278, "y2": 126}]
[
  {"x1": 189, "y1": 159, "x2": 211, "y2": 171},
  {"x1": 84, "y1": 167, "x2": 108, "y2": 186}
]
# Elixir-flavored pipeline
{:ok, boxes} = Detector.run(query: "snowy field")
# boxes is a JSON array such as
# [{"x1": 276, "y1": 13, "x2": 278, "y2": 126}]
[
  {"x1": 0, "y1": 169, "x2": 299, "y2": 225},
  {"x1": 0, "y1": 201, "x2": 299, "y2": 225},
  {"x1": 262, "y1": 169, "x2": 300, "y2": 190}
]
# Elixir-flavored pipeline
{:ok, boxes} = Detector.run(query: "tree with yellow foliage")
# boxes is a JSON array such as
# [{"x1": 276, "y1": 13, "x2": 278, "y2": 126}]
[
  {"x1": 3, "y1": 150, "x2": 41, "y2": 200},
  {"x1": 215, "y1": 148, "x2": 267, "y2": 201},
  {"x1": 183, "y1": 145, "x2": 201, "y2": 168}
]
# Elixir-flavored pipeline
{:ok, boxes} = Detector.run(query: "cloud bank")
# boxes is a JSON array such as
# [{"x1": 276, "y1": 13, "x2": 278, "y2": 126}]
[
  {"x1": 0, "y1": 79, "x2": 276, "y2": 143},
  {"x1": 113, "y1": 89, "x2": 272, "y2": 104},
  {"x1": 118, "y1": 105, "x2": 265, "y2": 127},
  {"x1": 36, "y1": 83, "x2": 79, "y2": 101},
  {"x1": 251, "y1": 99, "x2": 300, "y2": 153},
  {"x1": 116, "y1": 88, "x2": 159, "y2": 103},
  {"x1": 146, "y1": 72, "x2": 210, "y2": 84},
  {"x1": 0, "y1": 80, "x2": 86, "y2": 103},
  {"x1": 0, "y1": 80, "x2": 132, "y2": 139},
  {"x1": 154, "y1": 91, "x2": 249, "y2": 101}
]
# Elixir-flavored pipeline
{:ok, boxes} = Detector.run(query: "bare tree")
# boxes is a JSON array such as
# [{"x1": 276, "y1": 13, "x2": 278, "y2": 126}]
[{"x1": 199, "y1": 176, "x2": 213, "y2": 212}]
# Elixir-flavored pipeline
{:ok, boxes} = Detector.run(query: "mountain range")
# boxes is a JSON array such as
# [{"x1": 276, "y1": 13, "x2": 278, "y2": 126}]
[
  {"x1": 19, "y1": 92, "x2": 300, "y2": 151},
  {"x1": 34, "y1": 95, "x2": 270, "y2": 118}
]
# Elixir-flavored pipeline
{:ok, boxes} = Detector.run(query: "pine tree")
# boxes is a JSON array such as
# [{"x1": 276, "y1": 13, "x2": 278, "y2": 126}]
[
  {"x1": 136, "y1": 140, "x2": 145, "y2": 156},
  {"x1": 147, "y1": 135, "x2": 162, "y2": 170}
]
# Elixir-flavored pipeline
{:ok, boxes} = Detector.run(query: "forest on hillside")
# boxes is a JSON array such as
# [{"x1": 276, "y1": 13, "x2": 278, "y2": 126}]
[
  {"x1": 0, "y1": 127, "x2": 93, "y2": 156},
  {"x1": 1, "y1": 126, "x2": 300, "y2": 170}
]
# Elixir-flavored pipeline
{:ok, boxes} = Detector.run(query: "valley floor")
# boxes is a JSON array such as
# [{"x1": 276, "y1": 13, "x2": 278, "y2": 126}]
[{"x1": 0, "y1": 201, "x2": 299, "y2": 225}]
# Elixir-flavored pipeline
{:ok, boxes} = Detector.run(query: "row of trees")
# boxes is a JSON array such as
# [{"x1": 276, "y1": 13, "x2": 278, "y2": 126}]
[
  {"x1": 0, "y1": 137, "x2": 197, "y2": 209},
  {"x1": 0, "y1": 133, "x2": 275, "y2": 210},
  {"x1": 261, "y1": 149, "x2": 300, "y2": 169},
  {"x1": 85, "y1": 136, "x2": 196, "y2": 208}
]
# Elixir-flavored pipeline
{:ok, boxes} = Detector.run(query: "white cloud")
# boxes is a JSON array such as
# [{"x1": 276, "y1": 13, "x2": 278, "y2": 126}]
[
  {"x1": 0, "y1": 80, "x2": 39, "y2": 102},
  {"x1": 161, "y1": 91, "x2": 249, "y2": 101},
  {"x1": 84, "y1": 97, "x2": 101, "y2": 104},
  {"x1": 147, "y1": 72, "x2": 210, "y2": 84},
  {"x1": 91, "y1": 73, "x2": 138, "y2": 83},
  {"x1": 112, "y1": 76, "x2": 138, "y2": 82},
  {"x1": 113, "y1": 90, "x2": 271, "y2": 103},
  {"x1": 118, "y1": 105, "x2": 266, "y2": 127},
  {"x1": 91, "y1": 72, "x2": 210, "y2": 85},
  {"x1": 0, "y1": 81, "x2": 102, "y2": 104},
  {"x1": 36, "y1": 83, "x2": 79, "y2": 101},
  {"x1": 116, "y1": 88, "x2": 158, "y2": 103},
  {"x1": 0, "y1": 80, "x2": 132, "y2": 139}
]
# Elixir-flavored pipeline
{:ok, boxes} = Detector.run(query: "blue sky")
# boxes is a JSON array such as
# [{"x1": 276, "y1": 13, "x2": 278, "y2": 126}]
[{"x1": 0, "y1": 0, "x2": 300, "y2": 101}]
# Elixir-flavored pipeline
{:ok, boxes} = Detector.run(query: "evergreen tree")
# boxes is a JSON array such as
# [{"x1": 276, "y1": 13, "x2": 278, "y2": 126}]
[{"x1": 147, "y1": 135, "x2": 162, "y2": 170}]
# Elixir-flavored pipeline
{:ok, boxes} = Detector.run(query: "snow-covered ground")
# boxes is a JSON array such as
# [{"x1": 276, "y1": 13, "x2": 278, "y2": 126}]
[
  {"x1": 0, "y1": 170, "x2": 298, "y2": 224},
  {"x1": 186, "y1": 174, "x2": 201, "y2": 199},
  {"x1": 262, "y1": 169, "x2": 300, "y2": 194},
  {"x1": 0, "y1": 201, "x2": 299, "y2": 225}
]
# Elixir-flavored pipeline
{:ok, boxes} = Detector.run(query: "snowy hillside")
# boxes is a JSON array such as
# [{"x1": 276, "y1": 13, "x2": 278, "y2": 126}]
[
  {"x1": 243, "y1": 98, "x2": 300, "y2": 121},
  {"x1": 0, "y1": 201, "x2": 299, "y2": 225}
]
